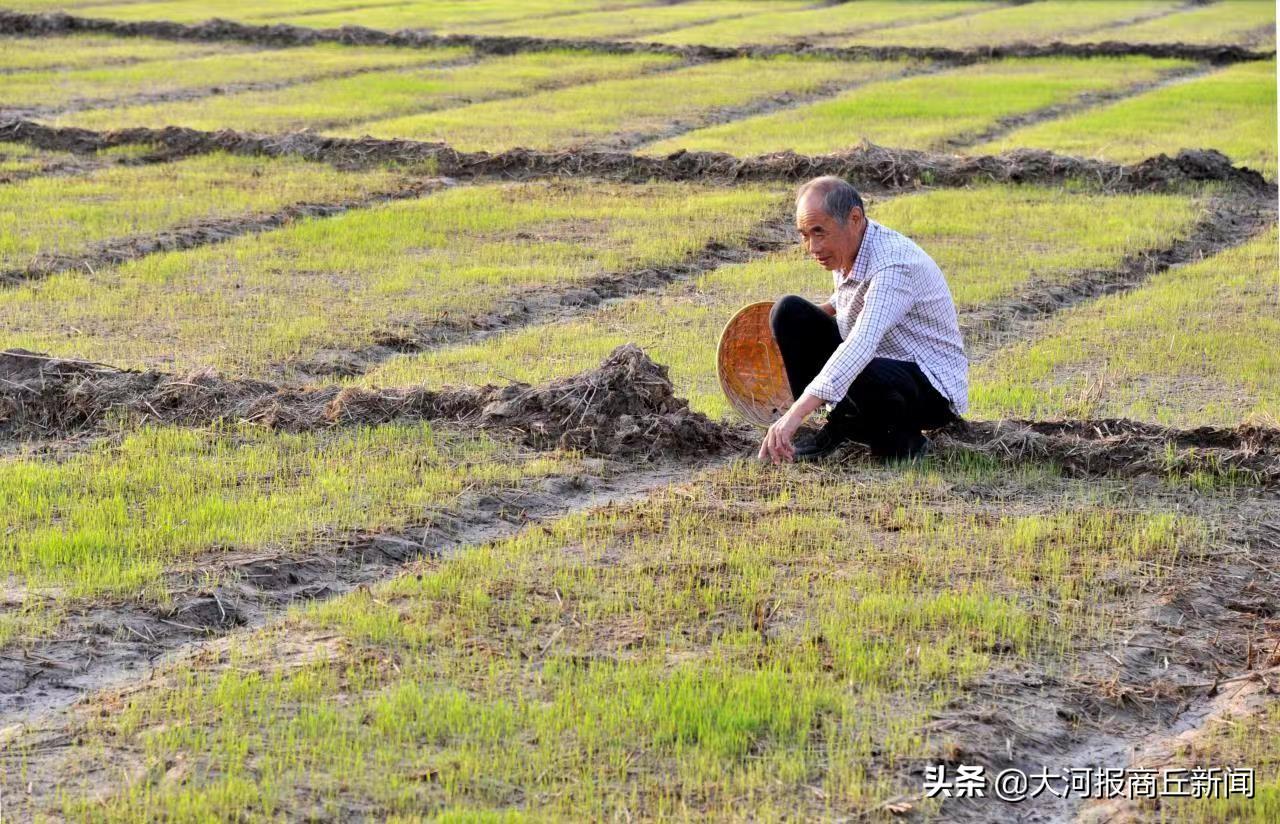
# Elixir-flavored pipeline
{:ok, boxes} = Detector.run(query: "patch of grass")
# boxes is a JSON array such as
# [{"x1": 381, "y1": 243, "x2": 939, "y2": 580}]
[
  {"x1": 0, "y1": 179, "x2": 783, "y2": 376},
  {"x1": 42, "y1": 460, "x2": 1204, "y2": 820},
  {"x1": 1069, "y1": 0, "x2": 1276, "y2": 45},
  {"x1": 4, "y1": 41, "x2": 457, "y2": 110},
  {"x1": 649, "y1": 1, "x2": 998, "y2": 47},
  {"x1": 972, "y1": 228, "x2": 1280, "y2": 427},
  {"x1": 644, "y1": 56, "x2": 1190, "y2": 156},
  {"x1": 977, "y1": 60, "x2": 1279, "y2": 178},
  {"x1": 363, "y1": 186, "x2": 1205, "y2": 419},
  {"x1": 343, "y1": 56, "x2": 910, "y2": 150},
  {"x1": 0, "y1": 144, "x2": 69, "y2": 175},
  {"x1": 0, "y1": 33, "x2": 245, "y2": 72},
  {"x1": 0, "y1": 420, "x2": 584, "y2": 646},
  {"x1": 57, "y1": 50, "x2": 677, "y2": 132},
  {"x1": 465, "y1": 0, "x2": 809, "y2": 40},
  {"x1": 70, "y1": 0, "x2": 647, "y2": 28},
  {"x1": 0, "y1": 151, "x2": 409, "y2": 271},
  {"x1": 838, "y1": 1, "x2": 1185, "y2": 47}
]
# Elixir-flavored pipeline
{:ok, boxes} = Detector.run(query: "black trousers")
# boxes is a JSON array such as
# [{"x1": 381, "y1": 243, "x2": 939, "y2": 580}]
[{"x1": 769, "y1": 294, "x2": 956, "y2": 456}]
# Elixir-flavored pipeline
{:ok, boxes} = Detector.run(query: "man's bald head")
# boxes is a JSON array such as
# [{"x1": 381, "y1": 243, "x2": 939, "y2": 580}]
[
  {"x1": 795, "y1": 176, "x2": 866, "y2": 273},
  {"x1": 796, "y1": 176, "x2": 864, "y2": 224}
]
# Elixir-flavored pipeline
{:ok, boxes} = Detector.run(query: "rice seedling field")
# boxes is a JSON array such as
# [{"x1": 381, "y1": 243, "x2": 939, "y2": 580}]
[{"x1": 0, "y1": 1, "x2": 1276, "y2": 822}]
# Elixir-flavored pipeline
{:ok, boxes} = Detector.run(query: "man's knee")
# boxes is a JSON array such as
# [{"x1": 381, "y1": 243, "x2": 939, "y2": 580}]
[{"x1": 769, "y1": 294, "x2": 812, "y2": 337}]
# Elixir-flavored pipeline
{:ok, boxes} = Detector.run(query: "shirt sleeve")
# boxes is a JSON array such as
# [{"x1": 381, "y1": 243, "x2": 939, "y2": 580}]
[{"x1": 803, "y1": 263, "x2": 916, "y2": 403}]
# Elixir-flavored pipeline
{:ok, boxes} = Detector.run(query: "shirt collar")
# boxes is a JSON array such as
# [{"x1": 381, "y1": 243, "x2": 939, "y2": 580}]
[{"x1": 838, "y1": 219, "x2": 879, "y2": 283}]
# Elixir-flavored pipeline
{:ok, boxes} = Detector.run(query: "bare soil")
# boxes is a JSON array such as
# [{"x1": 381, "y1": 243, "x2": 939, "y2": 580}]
[
  {"x1": 2, "y1": 118, "x2": 1269, "y2": 193},
  {"x1": 0, "y1": 10, "x2": 1271, "y2": 66}
]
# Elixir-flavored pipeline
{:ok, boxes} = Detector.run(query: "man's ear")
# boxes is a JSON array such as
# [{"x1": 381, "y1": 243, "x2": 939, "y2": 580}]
[{"x1": 849, "y1": 206, "x2": 865, "y2": 230}]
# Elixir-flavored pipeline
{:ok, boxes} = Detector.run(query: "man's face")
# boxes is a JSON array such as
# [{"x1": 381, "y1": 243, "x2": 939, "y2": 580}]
[{"x1": 796, "y1": 193, "x2": 863, "y2": 273}]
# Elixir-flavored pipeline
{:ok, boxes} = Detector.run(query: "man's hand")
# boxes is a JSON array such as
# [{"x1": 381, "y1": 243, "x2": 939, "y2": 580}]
[
  {"x1": 758, "y1": 412, "x2": 801, "y2": 463},
  {"x1": 757, "y1": 393, "x2": 826, "y2": 464}
]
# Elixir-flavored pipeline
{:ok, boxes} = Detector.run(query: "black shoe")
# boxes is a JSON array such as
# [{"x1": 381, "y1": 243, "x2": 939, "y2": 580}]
[
  {"x1": 794, "y1": 421, "x2": 852, "y2": 462},
  {"x1": 873, "y1": 431, "x2": 932, "y2": 462}
]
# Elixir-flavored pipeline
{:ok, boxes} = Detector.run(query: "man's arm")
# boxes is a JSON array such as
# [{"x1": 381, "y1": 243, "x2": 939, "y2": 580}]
[{"x1": 817, "y1": 301, "x2": 836, "y2": 317}]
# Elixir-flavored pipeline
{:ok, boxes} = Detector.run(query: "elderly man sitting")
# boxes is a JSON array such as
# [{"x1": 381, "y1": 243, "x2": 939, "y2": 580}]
[{"x1": 758, "y1": 176, "x2": 968, "y2": 464}]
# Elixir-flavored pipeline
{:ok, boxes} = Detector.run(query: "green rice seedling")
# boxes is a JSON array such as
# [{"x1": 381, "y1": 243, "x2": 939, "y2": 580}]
[
  {"x1": 0, "y1": 144, "x2": 69, "y2": 175},
  {"x1": 2, "y1": 41, "x2": 459, "y2": 110},
  {"x1": 1068, "y1": 0, "x2": 1276, "y2": 45},
  {"x1": 363, "y1": 186, "x2": 1204, "y2": 418},
  {"x1": 837, "y1": 1, "x2": 1186, "y2": 47},
  {"x1": 972, "y1": 229, "x2": 1280, "y2": 427},
  {"x1": 0, "y1": 151, "x2": 409, "y2": 271},
  {"x1": 0, "y1": 33, "x2": 246, "y2": 72},
  {"x1": 461, "y1": 1, "x2": 810, "y2": 40},
  {"x1": 343, "y1": 55, "x2": 910, "y2": 150},
  {"x1": 644, "y1": 56, "x2": 1190, "y2": 156},
  {"x1": 0, "y1": 180, "x2": 783, "y2": 375},
  {"x1": 1160, "y1": 702, "x2": 1280, "y2": 823},
  {"x1": 649, "y1": 1, "x2": 998, "y2": 47},
  {"x1": 70, "y1": 0, "x2": 646, "y2": 28},
  {"x1": 0, "y1": 420, "x2": 584, "y2": 646},
  {"x1": 57, "y1": 50, "x2": 678, "y2": 132},
  {"x1": 977, "y1": 60, "x2": 1279, "y2": 178},
  {"x1": 44, "y1": 460, "x2": 1203, "y2": 820}
]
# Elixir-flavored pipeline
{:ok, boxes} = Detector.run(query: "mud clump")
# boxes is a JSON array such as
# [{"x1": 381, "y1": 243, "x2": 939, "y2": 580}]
[
  {"x1": 477, "y1": 343, "x2": 751, "y2": 458},
  {"x1": 0, "y1": 345, "x2": 747, "y2": 460}
]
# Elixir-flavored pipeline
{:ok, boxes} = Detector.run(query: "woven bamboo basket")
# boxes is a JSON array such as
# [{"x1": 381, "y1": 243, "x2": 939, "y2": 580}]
[{"x1": 716, "y1": 301, "x2": 793, "y2": 427}]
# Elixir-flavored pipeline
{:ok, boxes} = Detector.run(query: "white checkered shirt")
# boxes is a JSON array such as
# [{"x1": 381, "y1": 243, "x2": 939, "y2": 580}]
[{"x1": 804, "y1": 218, "x2": 969, "y2": 415}]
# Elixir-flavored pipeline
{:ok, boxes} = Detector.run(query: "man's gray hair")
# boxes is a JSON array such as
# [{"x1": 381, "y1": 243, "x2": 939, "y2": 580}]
[{"x1": 796, "y1": 176, "x2": 864, "y2": 223}]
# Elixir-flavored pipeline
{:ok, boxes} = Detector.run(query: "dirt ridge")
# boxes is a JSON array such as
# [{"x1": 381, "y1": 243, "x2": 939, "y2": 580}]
[
  {"x1": 0, "y1": 178, "x2": 449, "y2": 286},
  {"x1": 964, "y1": 192, "x2": 1280, "y2": 357},
  {"x1": 0, "y1": 10, "x2": 1271, "y2": 65},
  {"x1": 1, "y1": 118, "x2": 1269, "y2": 193},
  {"x1": 937, "y1": 417, "x2": 1280, "y2": 488},
  {"x1": 0, "y1": 344, "x2": 751, "y2": 459},
  {"x1": 5, "y1": 345, "x2": 1279, "y2": 487}
]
